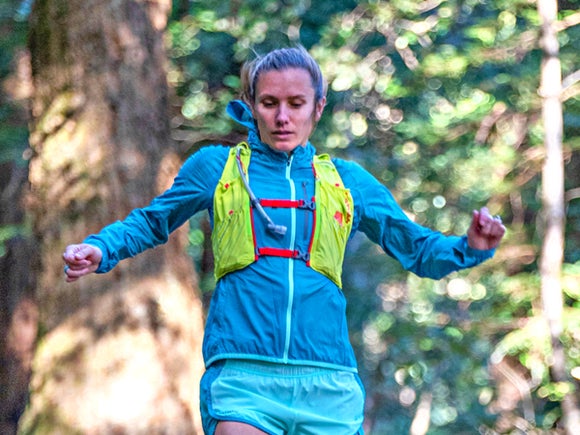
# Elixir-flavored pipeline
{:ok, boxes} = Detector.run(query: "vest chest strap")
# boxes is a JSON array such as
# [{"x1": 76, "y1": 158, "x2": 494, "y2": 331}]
[
  {"x1": 259, "y1": 198, "x2": 316, "y2": 211},
  {"x1": 257, "y1": 247, "x2": 311, "y2": 263}
]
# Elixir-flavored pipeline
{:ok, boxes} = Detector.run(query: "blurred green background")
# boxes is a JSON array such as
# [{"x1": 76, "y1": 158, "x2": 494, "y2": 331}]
[{"x1": 2, "y1": 0, "x2": 580, "y2": 433}]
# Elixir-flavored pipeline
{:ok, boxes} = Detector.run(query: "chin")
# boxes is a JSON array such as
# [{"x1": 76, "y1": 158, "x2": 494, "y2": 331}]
[{"x1": 269, "y1": 142, "x2": 302, "y2": 153}]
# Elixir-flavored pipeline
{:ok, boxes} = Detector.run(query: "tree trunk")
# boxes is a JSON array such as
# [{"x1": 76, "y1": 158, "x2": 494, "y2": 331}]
[
  {"x1": 20, "y1": 0, "x2": 205, "y2": 433},
  {"x1": 537, "y1": 0, "x2": 580, "y2": 433},
  {"x1": 0, "y1": 14, "x2": 37, "y2": 435}
]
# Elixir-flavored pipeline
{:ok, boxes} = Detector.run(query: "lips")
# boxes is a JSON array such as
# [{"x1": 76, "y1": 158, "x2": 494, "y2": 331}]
[{"x1": 273, "y1": 130, "x2": 292, "y2": 138}]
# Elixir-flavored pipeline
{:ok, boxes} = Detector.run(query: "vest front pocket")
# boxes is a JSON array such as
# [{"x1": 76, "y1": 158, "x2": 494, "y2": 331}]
[
  {"x1": 310, "y1": 180, "x2": 353, "y2": 287},
  {"x1": 213, "y1": 176, "x2": 255, "y2": 279}
]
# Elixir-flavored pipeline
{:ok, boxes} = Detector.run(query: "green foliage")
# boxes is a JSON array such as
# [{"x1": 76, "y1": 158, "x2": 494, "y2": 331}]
[
  {"x1": 0, "y1": 0, "x2": 576, "y2": 432},
  {"x1": 0, "y1": 0, "x2": 31, "y2": 258},
  {"x1": 0, "y1": 223, "x2": 28, "y2": 256},
  {"x1": 0, "y1": 1, "x2": 29, "y2": 166}
]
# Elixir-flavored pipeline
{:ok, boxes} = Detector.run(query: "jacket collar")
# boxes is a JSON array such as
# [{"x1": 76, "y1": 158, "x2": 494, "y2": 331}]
[{"x1": 226, "y1": 99, "x2": 316, "y2": 163}]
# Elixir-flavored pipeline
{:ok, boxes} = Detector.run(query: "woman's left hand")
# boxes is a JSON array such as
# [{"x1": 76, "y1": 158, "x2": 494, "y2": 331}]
[{"x1": 467, "y1": 207, "x2": 506, "y2": 250}]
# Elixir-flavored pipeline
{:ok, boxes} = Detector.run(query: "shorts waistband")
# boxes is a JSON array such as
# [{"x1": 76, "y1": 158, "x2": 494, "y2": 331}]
[{"x1": 223, "y1": 359, "x2": 343, "y2": 378}]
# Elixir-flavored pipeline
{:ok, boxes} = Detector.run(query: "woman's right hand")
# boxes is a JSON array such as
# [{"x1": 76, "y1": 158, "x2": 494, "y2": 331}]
[{"x1": 63, "y1": 244, "x2": 103, "y2": 282}]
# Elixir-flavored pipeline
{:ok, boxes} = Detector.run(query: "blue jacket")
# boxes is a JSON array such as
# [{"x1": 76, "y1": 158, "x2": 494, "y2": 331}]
[{"x1": 85, "y1": 100, "x2": 495, "y2": 372}]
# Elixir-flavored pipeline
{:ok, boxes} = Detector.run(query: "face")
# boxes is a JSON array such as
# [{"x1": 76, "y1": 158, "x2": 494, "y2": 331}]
[{"x1": 252, "y1": 67, "x2": 325, "y2": 154}]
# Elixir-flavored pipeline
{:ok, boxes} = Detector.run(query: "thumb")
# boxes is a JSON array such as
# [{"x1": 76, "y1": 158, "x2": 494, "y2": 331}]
[
  {"x1": 472, "y1": 207, "x2": 493, "y2": 231},
  {"x1": 469, "y1": 209, "x2": 481, "y2": 230},
  {"x1": 74, "y1": 244, "x2": 97, "y2": 261},
  {"x1": 64, "y1": 243, "x2": 102, "y2": 266}
]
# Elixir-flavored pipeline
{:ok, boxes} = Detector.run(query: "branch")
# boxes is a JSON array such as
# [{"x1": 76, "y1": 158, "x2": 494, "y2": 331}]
[
  {"x1": 563, "y1": 69, "x2": 580, "y2": 88},
  {"x1": 565, "y1": 187, "x2": 580, "y2": 204},
  {"x1": 562, "y1": 69, "x2": 580, "y2": 102},
  {"x1": 492, "y1": 358, "x2": 536, "y2": 424},
  {"x1": 554, "y1": 11, "x2": 580, "y2": 32}
]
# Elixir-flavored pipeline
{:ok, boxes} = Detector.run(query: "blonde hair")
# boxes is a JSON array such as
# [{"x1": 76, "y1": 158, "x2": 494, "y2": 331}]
[{"x1": 241, "y1": 46, "x2": 327, "y2": 106}]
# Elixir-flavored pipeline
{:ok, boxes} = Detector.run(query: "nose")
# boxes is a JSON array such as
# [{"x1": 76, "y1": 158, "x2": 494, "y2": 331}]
[{"x1": 276, "y1": 104, "x2": 290, "y2": 125}]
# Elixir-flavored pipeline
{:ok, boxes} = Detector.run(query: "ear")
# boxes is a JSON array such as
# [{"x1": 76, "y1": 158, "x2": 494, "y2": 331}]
[
  {"x1": 314, "y1": 97, "x2": 326, "y2": 122},
  {"x1": 248, "y1": 101, "x2": 256, "y2": 118}
]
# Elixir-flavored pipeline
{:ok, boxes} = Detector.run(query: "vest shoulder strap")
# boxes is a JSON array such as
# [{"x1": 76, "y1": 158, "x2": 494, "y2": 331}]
[
  {"x1": 313, "y1": 154, "x2": 346, "y2": 189},
  {"x1": 222, "y1": 142, "x2": 251, "y2": 180}
]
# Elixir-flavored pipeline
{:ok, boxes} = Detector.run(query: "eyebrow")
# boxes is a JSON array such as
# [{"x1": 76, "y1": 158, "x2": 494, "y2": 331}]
[{"x1": 258, "y1": 93, "x2": 308, "y2": 101}]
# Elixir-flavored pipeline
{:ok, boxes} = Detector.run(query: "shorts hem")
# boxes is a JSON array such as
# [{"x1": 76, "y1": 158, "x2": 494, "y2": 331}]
[{"x1": 209, "y1": 415, "x2": 278, "y2": 435}]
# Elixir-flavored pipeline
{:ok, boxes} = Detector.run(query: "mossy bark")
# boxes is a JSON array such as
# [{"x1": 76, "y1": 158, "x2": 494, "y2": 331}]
[{"x1": 21, "y1": 1, "x2": 205, "y2": 433}]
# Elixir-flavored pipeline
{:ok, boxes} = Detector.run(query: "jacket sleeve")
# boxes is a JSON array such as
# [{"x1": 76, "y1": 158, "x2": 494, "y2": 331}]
[
  {"x1": 84, "y1": 146, "x2": 228, "y2": 273},
  {"x1": 335, "y1": 159, "x2": 494, "y2": 279}
]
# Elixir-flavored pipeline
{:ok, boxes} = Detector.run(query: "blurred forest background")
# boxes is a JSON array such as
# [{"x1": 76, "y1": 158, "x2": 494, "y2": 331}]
[{"x1": 1, "y1": 0, "x2": 579, "y2": 434}]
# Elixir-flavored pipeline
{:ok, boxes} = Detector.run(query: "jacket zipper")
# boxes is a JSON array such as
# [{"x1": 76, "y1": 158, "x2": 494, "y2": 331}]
[{"x1": 283, "y1": 154, "x2": 296, "y2": 362}]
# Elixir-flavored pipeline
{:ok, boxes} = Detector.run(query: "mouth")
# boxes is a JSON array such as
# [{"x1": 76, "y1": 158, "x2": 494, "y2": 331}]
[{"x1": 272, "y1": 131, "x2": 293, "y2": 139}]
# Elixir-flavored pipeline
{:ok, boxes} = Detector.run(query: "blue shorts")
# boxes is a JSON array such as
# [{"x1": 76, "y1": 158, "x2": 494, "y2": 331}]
[{"x1": 200, "y1": 359, "x2": 365, "y2": 435}]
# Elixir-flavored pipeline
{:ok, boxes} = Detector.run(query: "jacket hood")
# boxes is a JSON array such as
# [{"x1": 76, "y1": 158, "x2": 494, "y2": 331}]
[{"x1": 226, "y1": 99, "x2": 256, "y2": 131}]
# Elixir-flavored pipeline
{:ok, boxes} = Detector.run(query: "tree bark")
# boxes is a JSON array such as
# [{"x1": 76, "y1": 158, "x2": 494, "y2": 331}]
[
  {"x1": 0, "y1": 20, "x2": 37, "y2": 435},
  {"x1": 0, "y1": 135, "x2": 38, "y2": 435},
  {"x1": 537, "y1": 0, "x2": 580, "y2": 433},
  {"x1": 20, "y1": 0, "x2": 205, "y2": 433}
]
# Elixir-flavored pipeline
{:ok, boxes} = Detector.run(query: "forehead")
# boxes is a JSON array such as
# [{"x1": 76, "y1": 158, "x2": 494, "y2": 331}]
[{"x1": 255, "y1": 67, "x2": 315, "y2": 99}]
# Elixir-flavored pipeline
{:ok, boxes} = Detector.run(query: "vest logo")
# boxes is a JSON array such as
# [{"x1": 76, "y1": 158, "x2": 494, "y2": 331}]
[{"x1": 334, "y1": 211, "x2": 344, "y2": 227}]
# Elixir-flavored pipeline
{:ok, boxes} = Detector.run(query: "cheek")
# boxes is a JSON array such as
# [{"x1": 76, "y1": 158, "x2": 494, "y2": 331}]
[
  {"x1": 254, "y1": 109, "x2": 272, "y2": 127},
  {"x1": 256, "y1": 117, "x2": 271, "y2": 135},
  {"x1": 253, "y1": 114, "x2": 271, "y2": 139},
  {"x1": 251, "y1": 111, "x2": 264, "y2": 128}
]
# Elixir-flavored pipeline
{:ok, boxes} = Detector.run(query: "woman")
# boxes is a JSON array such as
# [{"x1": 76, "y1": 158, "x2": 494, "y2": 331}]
[{"x1": 63, "y1": 46, "x2": 505, "y2": 435}]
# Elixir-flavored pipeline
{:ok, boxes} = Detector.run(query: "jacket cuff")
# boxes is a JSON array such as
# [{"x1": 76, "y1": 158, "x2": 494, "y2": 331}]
[
  {"x1": 463, "y1": 236, "x2": 495, "y2": 262},
  {"x1": 81, "y1": 236, "x2": 112, "y2": 274}
]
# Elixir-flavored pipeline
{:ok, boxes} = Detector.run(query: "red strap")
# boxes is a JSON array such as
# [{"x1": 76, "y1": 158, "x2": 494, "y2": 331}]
[
  {"x1": 257, "y1": 247, "x2": 310, "y2": 262},
  {"x1": 260, "y1": 199, "x2": 303, "y2": 208},
  {"x1": 258, "y1": 247, "x2": 297, "y2": 258}
]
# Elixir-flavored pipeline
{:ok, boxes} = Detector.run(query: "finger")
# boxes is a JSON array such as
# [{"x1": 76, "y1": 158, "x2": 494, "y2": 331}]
[
  {"x1": 64, "y1": 264, "x2": 76, "y2": 282},
  {"x1": 64, "y1": 244, "x2": 96, "y2": 265},
  {"x1": 63, "y1": 253, "x2": 91, "y2": 269},
  {"x1": 476, "y1": 215, "x2": 493, "y2": 234},
  {"x1": 64, "y1": 244, "x2": 86, "y2": 261},
  {"x1": 489, "y1": 213, "x2": 505, "y2": 230},
  {"x1": 67, "y1": 260, "x2": 92, "y2": 270},
  {"x1": 478, "y1": 207, "x2": 493, "y2": 226},
  {"x1": 491, "y1": 221, "x2": 507, "y2": 238},
  {"x1": 73, "y1": 244, "x2": 95, "y2": 261},
  {"x1": 64, "y1": 264, "x2": 96, "y2": 282},
  {"x1": 65, "y1": 271, "x2": 81, "y2": 283},
  {"x1": 63, "y1": 246, "x2": 77, "y2": 262},
  {"x1": 470, "y1": 209, "x2": 481, "y2": 229}
]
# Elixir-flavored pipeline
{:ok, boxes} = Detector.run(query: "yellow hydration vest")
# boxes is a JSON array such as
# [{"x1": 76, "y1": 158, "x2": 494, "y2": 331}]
[{"x1": 212, "y1": 142, "x2": 354, "y2": 287}]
